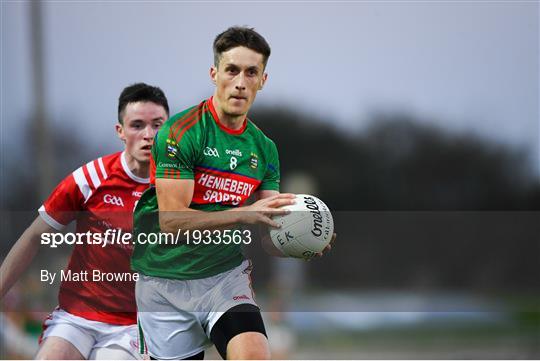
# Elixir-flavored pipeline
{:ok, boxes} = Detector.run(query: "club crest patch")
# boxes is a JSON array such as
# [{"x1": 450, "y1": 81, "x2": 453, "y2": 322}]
[
  {"x1": 249, "y1": 152, "x2": 259, "y2": 170},
  {"x1": 166, "y1": 138, "x2": 178, "y2": 158}
]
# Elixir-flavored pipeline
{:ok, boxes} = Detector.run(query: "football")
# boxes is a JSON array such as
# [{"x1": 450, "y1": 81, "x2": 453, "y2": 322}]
[{"x1": 269, "y1": 194, "x2": 334, "y2": 259}]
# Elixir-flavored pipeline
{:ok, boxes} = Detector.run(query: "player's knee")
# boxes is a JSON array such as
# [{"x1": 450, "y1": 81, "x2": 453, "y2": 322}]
[
  {"x1": 226, "y1": 332, "x2": 270, "y2": 360},
  {"x1": 227, "y1": 347, "x2": 271, "y2": 360},
  {"x1": 244, "y1": 347, "x2": 271, "y2": 360},
  {"x1": 89, "y1": 346, "x2": 139, "y2": 360},
  {"x1": 35, "y1": 337, "x2": 85, "y2": 360}
]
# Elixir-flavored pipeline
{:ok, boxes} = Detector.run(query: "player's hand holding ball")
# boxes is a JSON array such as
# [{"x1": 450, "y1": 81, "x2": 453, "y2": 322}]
[{"x1": 269, "y1": 194, "x2": 335, "y2": 260}]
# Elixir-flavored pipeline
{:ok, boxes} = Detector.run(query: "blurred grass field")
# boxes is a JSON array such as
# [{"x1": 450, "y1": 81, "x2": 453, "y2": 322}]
[
  {"x1": 292, "y1": 320, "x2": 539, "y2": 359},
  {"x1": 256, "y1": 292, "x2": 540, "y2": 359}
]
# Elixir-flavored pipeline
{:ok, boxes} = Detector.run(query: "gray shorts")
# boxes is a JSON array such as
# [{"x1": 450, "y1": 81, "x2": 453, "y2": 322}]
[{"x1": 135, "y1": 260, "x2": 258, "y2": 360}]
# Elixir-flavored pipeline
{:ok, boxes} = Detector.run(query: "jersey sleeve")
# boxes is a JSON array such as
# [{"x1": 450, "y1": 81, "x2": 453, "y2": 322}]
[
  {"x1": 153, "y1": 127, "x2": 199, "y2": 180},
  {"x1": 39, "y1": 173, "x2": 84, "y2": 230},
  {"x1": 259, "y1": 140, "x2": 281, "y2": 191}
]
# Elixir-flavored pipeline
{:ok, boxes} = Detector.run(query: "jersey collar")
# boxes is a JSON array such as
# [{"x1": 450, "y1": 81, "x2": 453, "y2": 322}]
[
  {"x1": 208, "y1": 96, "x2": 247, "y2": 135},
  {"x1": 121, "y1": 151, "x2": 150, "y2": 184}
]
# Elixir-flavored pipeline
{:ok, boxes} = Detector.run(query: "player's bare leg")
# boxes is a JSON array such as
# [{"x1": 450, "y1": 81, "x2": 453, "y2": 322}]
[
  {"x1": 89, "y1": 346, "x2": 140, "y2": 360},
  {"x1": 226, "y1": 332, "x2": 270, "y2": 360},
  {"x1": 35, "y1": 336, "x2": 84, "y2": 360}
]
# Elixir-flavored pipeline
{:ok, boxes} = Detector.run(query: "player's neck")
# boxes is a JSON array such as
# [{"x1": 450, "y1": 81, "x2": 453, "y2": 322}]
[
  {"x1": 124, "y1": 152, "x2": 149, "y2": 179},
  {"x1": 212, "y1": 97, "x2": 245, "y2": 130}
]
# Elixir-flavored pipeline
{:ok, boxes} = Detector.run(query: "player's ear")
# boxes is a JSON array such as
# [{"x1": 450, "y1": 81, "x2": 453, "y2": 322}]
[
  {"x1": 210, "y1": 66, "x2": 217, "y2": 85},
  {"x1": 115, "y1": 123, "x2": 126, "y2": 143},
  {"x1": 259, "y1": 73, "x2": 268, "y2": 90}
]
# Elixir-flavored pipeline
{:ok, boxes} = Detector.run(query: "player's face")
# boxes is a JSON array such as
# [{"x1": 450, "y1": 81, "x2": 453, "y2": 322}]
[
  {"x1": 211, "y1": 46, "x2": 268, "y2": 118},
  {"x1": 116, "y1": 101, "x2": 167, "y2": 163}
]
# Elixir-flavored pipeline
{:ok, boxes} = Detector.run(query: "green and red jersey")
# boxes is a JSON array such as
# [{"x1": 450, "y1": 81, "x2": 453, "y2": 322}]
[{"x1": 131, "y1": 97, "x2": 280, "y2": 279}]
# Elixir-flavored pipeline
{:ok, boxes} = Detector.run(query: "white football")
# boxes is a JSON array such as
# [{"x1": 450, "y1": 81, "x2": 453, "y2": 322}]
[{"x1": 269, "y1": 194, "x2": 334, "y2": 259}]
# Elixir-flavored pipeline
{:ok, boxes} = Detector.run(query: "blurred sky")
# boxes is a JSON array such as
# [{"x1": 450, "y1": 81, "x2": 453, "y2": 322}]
[{"x1": 1, "y1": 1, "x2": 539, "y2": 171}]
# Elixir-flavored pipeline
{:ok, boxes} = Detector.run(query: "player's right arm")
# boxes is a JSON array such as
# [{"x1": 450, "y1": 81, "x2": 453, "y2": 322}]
[
  {"x1": 0, "y1": 217, "x2": 57, "y2": 299},
  {"x1": 156, "y1": 178, "x2": 294, "y2": 233},
  {"x1": 1, "y1": 162, "x2": 86, "y2": 299}
]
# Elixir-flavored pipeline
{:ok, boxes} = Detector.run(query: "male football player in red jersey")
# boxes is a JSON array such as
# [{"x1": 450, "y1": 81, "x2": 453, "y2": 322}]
[{"x1": 0, "y1": 83, "x2": 169, "y2": 359}]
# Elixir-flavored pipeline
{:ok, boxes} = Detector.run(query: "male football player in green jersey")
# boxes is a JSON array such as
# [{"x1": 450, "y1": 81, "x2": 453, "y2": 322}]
[{"x1": 132, "y1": 26, "x2": 333, "y2": 360}]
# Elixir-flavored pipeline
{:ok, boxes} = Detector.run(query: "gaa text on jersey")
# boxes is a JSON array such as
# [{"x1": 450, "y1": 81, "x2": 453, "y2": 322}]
[
  {"x1": 103, "y1": 194, "x2": 125, "y2": 207},
  {"x1": 204, "y1": 147, "x2": 220, "y2": 157}
]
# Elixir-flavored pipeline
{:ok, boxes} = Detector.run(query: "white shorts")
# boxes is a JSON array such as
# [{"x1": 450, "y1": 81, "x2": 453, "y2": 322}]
[
  {"x1": 136, "y1": 259, "x2": 258, "y2": 360},
  {"x1": 41, "y1": 308, "x2": 141, "y2": 359}
]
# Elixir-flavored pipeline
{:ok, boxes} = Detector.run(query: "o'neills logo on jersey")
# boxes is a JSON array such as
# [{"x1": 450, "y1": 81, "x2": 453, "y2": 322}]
[
  {"x1": 192, "y1": 167, "x2": 261, "y2": 206},
  {"x1": 233, "y1": 294, "x2": 250, "y2": 301},
  {"x1": 226, "y1": 149, "x2": 242, "y2": 157}
]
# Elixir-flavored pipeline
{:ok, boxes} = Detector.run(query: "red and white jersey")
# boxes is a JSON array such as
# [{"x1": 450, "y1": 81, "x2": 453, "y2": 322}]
[{"x1": 39, "y1": 151, "x2": 149, "y2": 325}]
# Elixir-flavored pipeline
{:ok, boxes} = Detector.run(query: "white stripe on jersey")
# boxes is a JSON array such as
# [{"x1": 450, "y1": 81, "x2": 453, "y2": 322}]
[
  {"x1": 86, "y1": 161, "x2": 101, "y2": 189},
  {"x1": 38, "y1": 205, "x2": 65, "y2": 231},
  {"x1": 73, "y1": 167, "x2": 92, "y2": 202},
  {"x1": 98, "y1": 157, "x2": 108, "y2": 179}
]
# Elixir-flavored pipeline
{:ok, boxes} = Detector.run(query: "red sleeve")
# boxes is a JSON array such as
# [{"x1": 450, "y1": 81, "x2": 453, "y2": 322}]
[{"x1": 38, "y1": 172, "x2": 85, "y2": 230}]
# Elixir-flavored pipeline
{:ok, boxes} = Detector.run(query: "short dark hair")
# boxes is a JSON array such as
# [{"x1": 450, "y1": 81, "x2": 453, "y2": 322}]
[
  {"x1": 117, "y1": 83, "x2": 169, "y2": 124},
  {"x1": 213, "y1": 26, "x2": 271, "y2": 68}
]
